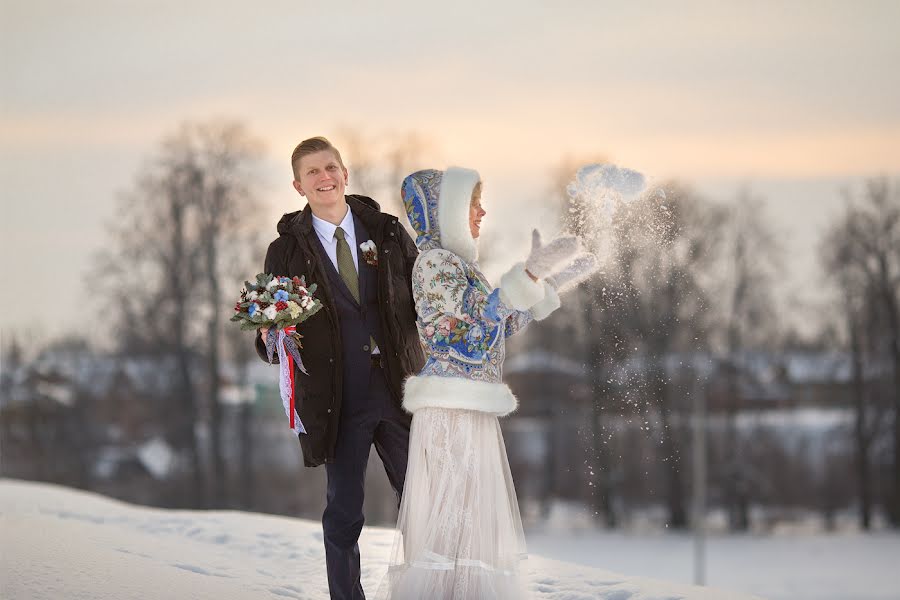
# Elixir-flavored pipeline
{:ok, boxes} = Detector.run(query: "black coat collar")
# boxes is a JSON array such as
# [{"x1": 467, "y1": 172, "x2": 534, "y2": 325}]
[{"x1": 291, "y1": 195, "x2": 386, "y2": 238}]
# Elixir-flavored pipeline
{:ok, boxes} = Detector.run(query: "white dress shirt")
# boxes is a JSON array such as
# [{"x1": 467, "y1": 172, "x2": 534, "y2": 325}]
[{"x1": 311, "y1": 205, "x2": 359, "y2": 274}]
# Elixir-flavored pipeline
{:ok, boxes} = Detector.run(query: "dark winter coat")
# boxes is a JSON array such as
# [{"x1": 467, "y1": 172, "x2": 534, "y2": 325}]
[{"x1": 254, "y1": 195, "x2": 425, "y2": 466}]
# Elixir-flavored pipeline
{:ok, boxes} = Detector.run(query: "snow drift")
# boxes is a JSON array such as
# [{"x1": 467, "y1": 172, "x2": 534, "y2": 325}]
[{"x1": 0, "y1": 479, "x2": 764, "y2": 599}]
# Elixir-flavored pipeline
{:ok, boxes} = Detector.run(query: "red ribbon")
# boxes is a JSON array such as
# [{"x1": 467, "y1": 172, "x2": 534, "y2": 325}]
[{"x1": 284, "y1": 325, "x2": 296, "y2": 430}]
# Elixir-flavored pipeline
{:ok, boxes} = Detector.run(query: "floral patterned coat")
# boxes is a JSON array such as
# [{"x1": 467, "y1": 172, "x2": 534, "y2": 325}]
[{"x1": 400, "y1": 168, "x2": 561, "y2": 416}]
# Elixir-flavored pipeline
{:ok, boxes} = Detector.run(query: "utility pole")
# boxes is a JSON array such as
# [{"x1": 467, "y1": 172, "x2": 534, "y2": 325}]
[{"x1": 692, "y1": 369, "x2": 708, "y2": 586}]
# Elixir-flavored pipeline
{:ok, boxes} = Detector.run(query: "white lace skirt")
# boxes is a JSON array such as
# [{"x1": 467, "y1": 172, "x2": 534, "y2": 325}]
[{"x1": 376, "y1": 407, "x2": 528, "y2": 600}]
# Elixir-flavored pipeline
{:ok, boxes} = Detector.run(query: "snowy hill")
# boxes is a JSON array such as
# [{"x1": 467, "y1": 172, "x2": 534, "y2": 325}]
[{"x1": 0, "y1": 479, "x2": 764, "y2": 600}]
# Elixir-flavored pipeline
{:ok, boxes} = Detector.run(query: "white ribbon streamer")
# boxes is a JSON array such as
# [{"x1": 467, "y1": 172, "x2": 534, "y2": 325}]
[{"x1": 275, "y1": 329, "x2": 306, "y2": 434}]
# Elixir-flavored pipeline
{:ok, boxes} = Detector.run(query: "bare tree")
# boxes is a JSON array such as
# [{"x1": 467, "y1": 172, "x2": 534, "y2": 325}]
[
  {"x1": 611, "y1": 183, "x2": 726, "y2": 529},
  {"x1": 537, "y1": 157, "x2": 619, "y2": 525},
  {"x1": 822, "y1": 228, "x2": 878, "y2": 528},
  {"x1": 94, "y1": 119, "x2": 266, "y2": 508},
  {"x1": 167, "y1": 122, "x2": 265, "y2": 508},
  {"x1": 540, "y1": 160, "x2": 728, "y2": 528},
  {"x1": 222, "y1": 229, "x2": 268, "y2": 510},
  {"x1": 335, "y1": 127, "x2": 435, "y2": 221},
  {"x1": 711, "y1": 189, "x2": 783, "y2": 531},
  {"x1": 822, "y1": 177, "x2": 900, "y2": 526},
  {"x1": 95, "y1": 155, "x2": 206, "y2": 506}
]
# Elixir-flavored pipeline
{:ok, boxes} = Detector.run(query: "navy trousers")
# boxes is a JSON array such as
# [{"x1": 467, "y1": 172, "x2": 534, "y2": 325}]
[{"x1": 322, "y1": 361, "x2": 410, "y2": 600}]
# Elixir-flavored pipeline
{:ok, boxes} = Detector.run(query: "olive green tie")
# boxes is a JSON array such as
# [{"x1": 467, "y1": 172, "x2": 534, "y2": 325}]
[
  {"x1": 334, "y1": 226, "x2": 359, "y2": 302},
  {"x1": 335, "y1": 226, "x2": 377, "y2": 354}
]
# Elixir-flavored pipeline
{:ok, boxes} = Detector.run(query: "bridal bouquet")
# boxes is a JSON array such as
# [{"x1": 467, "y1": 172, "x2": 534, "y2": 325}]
[
  {"x1": 231, "y1": 273, "x2": 323, "y2": 434},
  {"x1": 231, "y1": 273, "x2": 322, "y2": 337}
]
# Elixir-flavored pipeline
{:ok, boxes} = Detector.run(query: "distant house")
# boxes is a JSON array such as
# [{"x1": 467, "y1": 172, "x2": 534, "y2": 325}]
[{"x1": 0, "y1": 366, "x2": 88, "y2": 486}]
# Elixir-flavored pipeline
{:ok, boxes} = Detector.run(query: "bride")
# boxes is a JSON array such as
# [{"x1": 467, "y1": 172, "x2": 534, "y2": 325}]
[{"x1": 377, "y1": 167, "x2": 597, "y2": 599}]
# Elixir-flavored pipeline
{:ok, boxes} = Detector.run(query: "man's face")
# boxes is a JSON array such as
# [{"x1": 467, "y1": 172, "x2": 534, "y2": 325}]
[{"x1": 293, "y1": 150, "x2": 348, "y2": 211}]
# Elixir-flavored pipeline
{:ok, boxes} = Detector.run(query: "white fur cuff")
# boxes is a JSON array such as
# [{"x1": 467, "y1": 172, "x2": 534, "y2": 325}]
[
  {"x1": 499, "y1": 262, "x2": 545, "y2": 310},
  {"x1": 403, "y1": 375, "x2": 519, "y2": 417},
  {"x1": 530, "y1": 281, "x2": 561, "y2": 321}
]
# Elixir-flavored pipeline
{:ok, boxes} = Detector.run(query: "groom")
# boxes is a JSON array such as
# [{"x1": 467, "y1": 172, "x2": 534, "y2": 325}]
[{"x1": 255, "y1": 136, "x2": 424, "y2": 599}]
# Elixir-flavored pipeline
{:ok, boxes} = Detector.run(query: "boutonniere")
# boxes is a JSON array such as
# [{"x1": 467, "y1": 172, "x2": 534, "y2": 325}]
[{"x1": 360, "y1": 240, "x2": 378, "y2": 266}]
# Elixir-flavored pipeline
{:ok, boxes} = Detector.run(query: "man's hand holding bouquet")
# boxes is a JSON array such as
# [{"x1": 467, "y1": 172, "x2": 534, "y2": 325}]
[{"x1": 231, "y1": 273, "x2": 322, "y2": 434}]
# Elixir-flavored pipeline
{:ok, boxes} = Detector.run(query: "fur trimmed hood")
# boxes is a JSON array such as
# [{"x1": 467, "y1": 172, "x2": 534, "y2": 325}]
[{"x1": 401, "y1": 167, "x2": 480, "y2": 263}]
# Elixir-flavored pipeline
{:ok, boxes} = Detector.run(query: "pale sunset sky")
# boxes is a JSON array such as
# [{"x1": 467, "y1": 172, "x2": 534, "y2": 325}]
[{"x1": 2, "y1": 1, "x2": 899, "y2": 343}]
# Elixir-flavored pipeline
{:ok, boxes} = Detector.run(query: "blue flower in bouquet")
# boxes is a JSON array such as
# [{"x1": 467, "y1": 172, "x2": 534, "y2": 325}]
[
  {"x1": 274, "y1": 289, "x2": 289, "y2": 302},
  {"x1": 248, "y1": 302, "x2": 260, "y2": 317}
]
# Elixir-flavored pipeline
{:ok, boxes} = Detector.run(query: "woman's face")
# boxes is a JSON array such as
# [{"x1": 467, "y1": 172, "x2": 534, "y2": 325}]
[{"x1": 469, "y1": 182, "x2": 486, "y2": 239}]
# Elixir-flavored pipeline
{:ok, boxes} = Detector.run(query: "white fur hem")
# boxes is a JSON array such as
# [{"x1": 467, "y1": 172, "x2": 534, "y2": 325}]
[
  {"x1": 530, "y1": 281, "x2": 561, "y2": 321},
  {"x1": 438, "y1": 167, "x2": 480, "y2": 264},
  {"x1": 499, "y1": 262, "x2": 545, "y2": 310},
  {"x1": 403, "y1": 375, "x2": 519, "y2": 417}
]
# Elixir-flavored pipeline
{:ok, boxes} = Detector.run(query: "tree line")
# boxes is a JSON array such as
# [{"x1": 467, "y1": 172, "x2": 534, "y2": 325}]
[{"x1": 1, "y1": 120, "x2": 896, "y2": 531}]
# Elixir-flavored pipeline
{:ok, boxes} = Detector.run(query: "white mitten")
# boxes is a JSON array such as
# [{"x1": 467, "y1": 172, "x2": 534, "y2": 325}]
[
  {"x1": 546, "y1": 253, "x2": 600, "y2": 294},
  {"x1": 525, "y1": 229, "x2": 581, "y2": 279}
]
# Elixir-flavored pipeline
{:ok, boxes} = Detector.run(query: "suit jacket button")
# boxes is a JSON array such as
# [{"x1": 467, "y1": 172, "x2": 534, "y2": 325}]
[
  {"x1": 363, "y1": 344, "x2": 370, "y2": 352},
  {"x1": 327, "y1": 408, "x2": 332, "y2": 414},
  {"x1": 329, "y1": 358, "x2": 334, "y2": 363}
]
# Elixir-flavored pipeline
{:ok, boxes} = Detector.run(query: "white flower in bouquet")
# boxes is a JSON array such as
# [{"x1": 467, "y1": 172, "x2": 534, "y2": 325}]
[
  {"x1": 263, "y1": 305, "x2": 278, "y2": 320},
  {"x1": 265, "y1": 277, "x2": 279, "y2": 290},
  {"x1": 287, "y1": 301, "x2": 301, "y2": 319},
  {"x1": 299, "y1": 296, "x2": 312, "y2": 309},
  {"x1": 248, "y1": 290, "x2": 258, "y2": 300}
]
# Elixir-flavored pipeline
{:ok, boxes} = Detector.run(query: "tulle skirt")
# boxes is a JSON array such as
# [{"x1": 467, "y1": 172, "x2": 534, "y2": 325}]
[{"x1": 376, "y1": 407, "x2": 528, "y2": 600}]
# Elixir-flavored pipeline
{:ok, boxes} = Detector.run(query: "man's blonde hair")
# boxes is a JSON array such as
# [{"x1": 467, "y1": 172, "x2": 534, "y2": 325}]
[{"x1": 290, "y1": 136, "x2": 345, "y2": 179}]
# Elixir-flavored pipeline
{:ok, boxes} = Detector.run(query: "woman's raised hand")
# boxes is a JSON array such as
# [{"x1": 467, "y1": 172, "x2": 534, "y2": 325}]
[
  {"x1": 525, "y1": 229, "x2": 581, "y2": 280},
  {"x1": 547, "y1": 253, "x2": 600, "y2": 294}
]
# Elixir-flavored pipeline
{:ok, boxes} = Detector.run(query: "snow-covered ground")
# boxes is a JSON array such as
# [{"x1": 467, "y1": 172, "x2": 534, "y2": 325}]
[
  {"x1": 527, "y1": 530, "x2": 900, "y2": 600},
  {"x1": 0, "y1": 479, "x2": 763, "y2": 600}
]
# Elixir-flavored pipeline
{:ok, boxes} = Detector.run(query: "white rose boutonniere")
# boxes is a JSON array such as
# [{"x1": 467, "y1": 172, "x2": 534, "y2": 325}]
[{"x1": 360, "y1": 240, "x2": 378, "y2": 266}]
